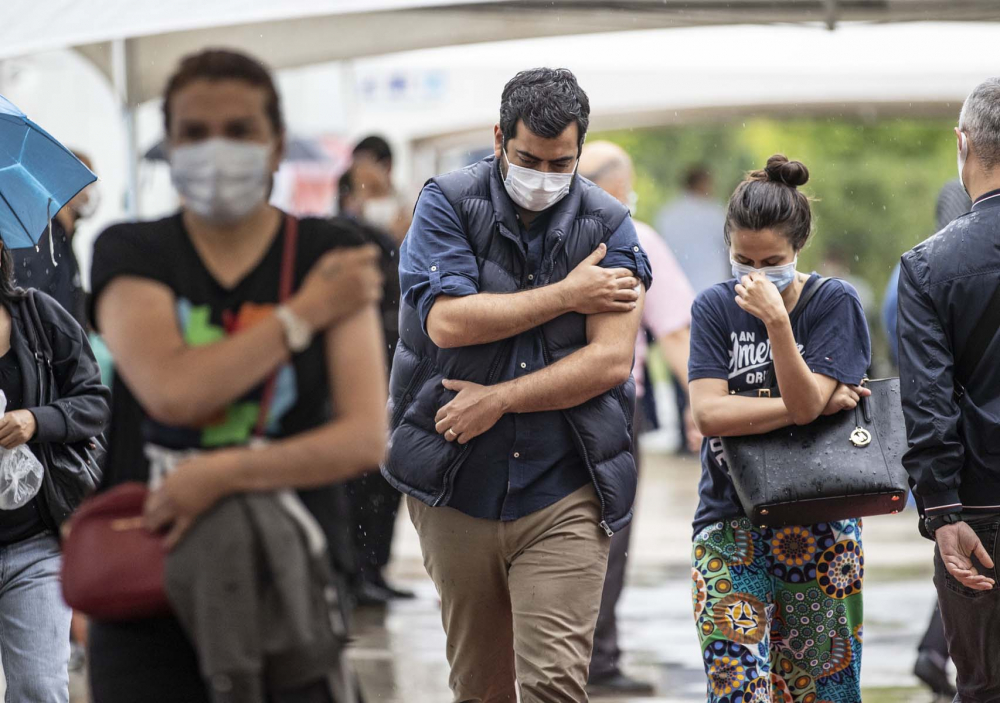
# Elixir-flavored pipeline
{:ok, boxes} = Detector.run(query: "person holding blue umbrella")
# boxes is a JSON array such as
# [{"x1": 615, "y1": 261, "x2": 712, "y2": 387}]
[{"x1": 0, "y1": 95, "x2": 111, "y2": 703}]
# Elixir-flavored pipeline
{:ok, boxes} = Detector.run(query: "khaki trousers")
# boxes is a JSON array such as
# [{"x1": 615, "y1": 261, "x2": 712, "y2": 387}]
[{"x1": 407, "y1": 484, "x2": 611, "y2": 703}]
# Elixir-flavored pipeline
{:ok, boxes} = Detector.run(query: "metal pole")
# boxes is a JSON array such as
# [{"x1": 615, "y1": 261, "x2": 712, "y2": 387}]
[
  {"x1": 824, "y1": 0, "x2": 839, "y2": 30},
  {"x1": 111, "y1": 39, "x2": 140, "y2": 218}
]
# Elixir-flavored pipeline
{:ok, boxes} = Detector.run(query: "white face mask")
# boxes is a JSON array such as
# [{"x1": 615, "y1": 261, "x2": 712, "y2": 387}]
[
  {"x1": 958, "y1": 130, "x2": 970, "y2": 194},
  {"x1": 501, "y1": 148, "x2": 575, "y2": 212},
  {"x1": 362, "y1": 197, "x2": 400, "y2": 231},
  {"x1": 731, "y1": 257, "x2": 799, "y2": 292},
  {"x1": 170, "y1": 138, "x2": 272, "y2": 224},
  {"x1": 71, "y1": 186, "x2": 100, "y2": 220}
]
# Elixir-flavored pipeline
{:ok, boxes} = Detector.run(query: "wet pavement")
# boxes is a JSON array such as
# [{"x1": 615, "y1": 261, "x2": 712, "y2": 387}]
[
  {"x1": 349, "y1": 450, "x2": 947, "y2": 703},
  {"x1": 61, "y1": 448, "x2": 947, "y2": 702}
]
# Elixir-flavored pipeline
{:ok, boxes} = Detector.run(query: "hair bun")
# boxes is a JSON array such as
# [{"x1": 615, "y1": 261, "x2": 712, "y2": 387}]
[{"x1": 764, "y1": 154, "x2": 809, "y2": 188}]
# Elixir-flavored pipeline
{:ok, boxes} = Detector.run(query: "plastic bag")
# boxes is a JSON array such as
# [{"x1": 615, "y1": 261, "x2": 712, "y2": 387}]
[{"x1": 0, "y1": 391, "x2": 44, "y2": 511}]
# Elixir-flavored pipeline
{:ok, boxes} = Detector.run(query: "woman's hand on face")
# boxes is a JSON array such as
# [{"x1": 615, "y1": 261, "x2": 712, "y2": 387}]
[
  {"x1": 0, "y1": 410, "x2": 37, "y2": 449},
  {"x1": 822, "y1": 383, "x2": 872, "y2": 416},
  {"x1": 288, "y1": 244, "x2": 384, "y2": 332},
  {"x1": 734, "y1": 273, "x2": 787, "y2": 325},
  {"x1": 143, "y1": 451, "x2": 240, "y2": 550}
]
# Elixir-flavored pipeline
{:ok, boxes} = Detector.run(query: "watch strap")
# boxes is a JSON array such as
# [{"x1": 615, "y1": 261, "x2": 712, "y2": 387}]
[
  {"x1": 925, "y1": 511, "x2": 962, "y2": 537},
  {"x1": 276, "y1": 305, "x2": 312, "y2": 353}
]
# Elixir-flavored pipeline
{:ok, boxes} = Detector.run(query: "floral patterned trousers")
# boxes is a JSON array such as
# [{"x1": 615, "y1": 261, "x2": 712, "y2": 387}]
[{"x1": 692, "y1": 518, "x2": 864, "y2": 703}]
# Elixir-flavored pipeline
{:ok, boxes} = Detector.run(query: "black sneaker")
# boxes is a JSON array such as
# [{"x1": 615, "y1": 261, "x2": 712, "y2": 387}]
[
  {"x1": 354, "y1": 579, "x2": 394, "y2": 608},
  {"x1": 373, "y1": 572, "x2": 416, "y2": 600},
  {"x1": 914, "y1": 650, "x2": 956, "y2": 698},
  {"x1": 587, "y1": 670, "x2": 656, "y2": 697}
]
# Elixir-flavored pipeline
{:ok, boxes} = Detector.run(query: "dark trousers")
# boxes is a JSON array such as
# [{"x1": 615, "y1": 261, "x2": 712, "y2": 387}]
[
  {"x1": 934, "y1": 512, "x2": 1000, "y2": 702},
  {"x1": 918, "y1": 604, "x2": 949, "y2": 660},
  {"x1": 346, "y1": 470, "x2": 402, "y2": 581},
  {"x1": 590, "y1": 418, "x2": 642, "y2": 679},
  {"x1": 590, "y1": 514, "x2": 633, "y2": 679},
  {"x1": 89, "y1": 617, "x2": 336, "y2": 703}
]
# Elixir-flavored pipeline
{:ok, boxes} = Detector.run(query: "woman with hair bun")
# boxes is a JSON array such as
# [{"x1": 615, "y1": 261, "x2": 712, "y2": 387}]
[{"x1": 688, "y1": 155, "x2": 872, "y2": 702}]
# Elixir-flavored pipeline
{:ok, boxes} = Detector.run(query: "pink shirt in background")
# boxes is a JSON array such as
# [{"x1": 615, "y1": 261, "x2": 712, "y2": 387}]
[{"x1": 633, "y1": 220, "x2": 696, "y2": 396}]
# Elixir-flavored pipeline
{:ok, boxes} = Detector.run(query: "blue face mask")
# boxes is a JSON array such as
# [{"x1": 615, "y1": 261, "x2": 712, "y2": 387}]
[{"x1": 731, "y1": 257, "x2": 799, "y2": 292}]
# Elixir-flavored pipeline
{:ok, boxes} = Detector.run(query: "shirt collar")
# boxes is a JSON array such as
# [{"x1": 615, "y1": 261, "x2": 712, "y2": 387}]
[{"x1": 972, "y1": 188, "x2": 1000, "y2": 211}]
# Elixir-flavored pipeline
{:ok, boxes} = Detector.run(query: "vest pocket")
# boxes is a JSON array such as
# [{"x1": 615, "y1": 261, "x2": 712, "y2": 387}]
[{"x1": 391, "y1": 358, "x2": 433, "y2": 429}]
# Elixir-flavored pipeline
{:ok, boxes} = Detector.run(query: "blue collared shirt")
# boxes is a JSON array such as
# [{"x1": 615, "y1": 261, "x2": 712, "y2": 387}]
[{"x1": 398, "y1": 181, "x2": 651, "y2": 521}]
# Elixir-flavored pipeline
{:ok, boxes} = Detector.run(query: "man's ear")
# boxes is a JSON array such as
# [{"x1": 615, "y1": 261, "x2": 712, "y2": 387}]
[{"x1": 493, "y1": 124, "x2": 503, "y2": 160}]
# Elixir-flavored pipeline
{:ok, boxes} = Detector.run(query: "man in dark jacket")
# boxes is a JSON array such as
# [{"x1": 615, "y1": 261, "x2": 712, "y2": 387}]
[
  {"x1": 898, "y1": 77, "x2": 1000, "y2": 701},
  {"x1": 384, "y1": 68, "x2": 650, "y2": 701}
]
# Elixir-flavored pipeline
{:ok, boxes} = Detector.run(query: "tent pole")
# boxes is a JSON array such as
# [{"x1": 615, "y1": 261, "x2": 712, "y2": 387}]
[{"x1": 112, "y1": 39, "x2": 139, "y2": 218}]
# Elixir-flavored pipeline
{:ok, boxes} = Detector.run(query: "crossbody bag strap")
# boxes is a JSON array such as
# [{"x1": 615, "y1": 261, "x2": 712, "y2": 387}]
[
  {"x1": 955, "y1": 277, "x2": 1000, "y2": 398},
  {"x1": 22, "y1": 290, "x2": 57, "y2": 404},
  {"x1": 254, "y1": 215, "x2": 299, "y2": 438},
  {"x1": 761, "y1": 277, "x2": 832, "y2": 392}
]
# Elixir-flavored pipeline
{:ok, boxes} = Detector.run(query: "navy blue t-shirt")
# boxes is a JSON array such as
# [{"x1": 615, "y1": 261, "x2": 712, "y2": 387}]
[{"x1": 688, "y1": 274, "x2": 871, "y2": 537}]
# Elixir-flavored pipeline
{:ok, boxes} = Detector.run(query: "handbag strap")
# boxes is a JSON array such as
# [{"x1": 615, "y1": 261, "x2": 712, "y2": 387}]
[
  {"x1": 254, "y1": 215, "x2": 299, "y2": 437},
  {"x1": 21, "y1": 290, "x2": 57, "y2": 405},
  {"x1": 762, "y1": 277, "x2": 832, "y2": 390},
  {"x1": 955, "y1": 277, "x2": 1000, "y2": 397}
]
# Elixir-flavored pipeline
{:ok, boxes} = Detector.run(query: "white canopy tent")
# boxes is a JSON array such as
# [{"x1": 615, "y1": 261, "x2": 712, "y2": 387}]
[
  {"x1": 2, "y1": 0, "x2": 1000, "y2": 216},
  {"x1": 3, "y1": 1, "x2": 1000, "y2": 104}
]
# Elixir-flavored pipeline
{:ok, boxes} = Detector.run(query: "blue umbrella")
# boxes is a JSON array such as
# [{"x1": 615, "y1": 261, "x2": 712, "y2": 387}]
[{"x1": 0, "y1": 94, "x2": 96, "y2": 250}]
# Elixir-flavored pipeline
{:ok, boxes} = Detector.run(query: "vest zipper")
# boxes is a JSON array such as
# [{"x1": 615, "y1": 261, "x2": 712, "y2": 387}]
[
  {"x1": 538, "y1": 234, "x2": 568, "y2": 286},
  {"x1": 433, "y1": 339, "x2": 513, "y2": 507},
  {"x1": 538, "y1": 330, "x2": 613, "y2": 536}
]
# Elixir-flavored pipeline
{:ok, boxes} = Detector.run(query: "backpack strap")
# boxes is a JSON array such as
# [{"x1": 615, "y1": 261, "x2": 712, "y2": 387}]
[
  {"x1": 955, "y1": 277, "x2": 1000, "y2": 398},
  {"x1": 762, "y1": 277, "x2": 832, "y2": 391}
]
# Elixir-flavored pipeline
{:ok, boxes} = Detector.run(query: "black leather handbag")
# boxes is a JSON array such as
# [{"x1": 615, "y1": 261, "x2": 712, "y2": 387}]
[{"x1": 721, "y1": 279, "x2": 909, "y2": 528}]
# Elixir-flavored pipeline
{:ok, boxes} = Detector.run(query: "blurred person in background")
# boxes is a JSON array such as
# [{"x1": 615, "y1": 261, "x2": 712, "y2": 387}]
[
  {"x1": 385, "y1": 67, "x2": 650, "y2": 702},
  {"x1": 656, "y1": 164, "x2": 728, "y2": 294},
  {"x1": 348, "y1": 135, "x2": 411, "y2": 243},
  {"x1": 579, "y1": 140, "x2": 696, "y2": 697},
  {"x1": 656, "y1": 165, "x2": 728, "y2": 452},
  {"x1": 689, "y1": 155, "x2": 871, "y2": 703},
  {"x1": 337, "y1": 161, "x2": 413, "y2": 605},
  {"x1": 87, "y1": 49, "x2": 387, "y2": 702},
  {"x1": 12, "y1": 150, "x2": 96, "y2": 328},
  {"x1": 898, "y1": 77, "x2": 1000, "y2": 702},
  {"x1": 883, "y1": 179, "x2": 971, "y2": 367}
]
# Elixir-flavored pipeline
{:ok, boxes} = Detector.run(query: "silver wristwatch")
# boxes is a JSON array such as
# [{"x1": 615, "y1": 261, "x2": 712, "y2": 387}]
[{"x1": 275, "y1": 305, "x2": 314, "y2": 354}]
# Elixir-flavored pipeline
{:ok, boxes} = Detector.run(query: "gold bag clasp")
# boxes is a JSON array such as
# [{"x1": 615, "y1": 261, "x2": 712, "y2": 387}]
[{"x1": 850, "y1": 427, "x2": 872, "y2": 448}]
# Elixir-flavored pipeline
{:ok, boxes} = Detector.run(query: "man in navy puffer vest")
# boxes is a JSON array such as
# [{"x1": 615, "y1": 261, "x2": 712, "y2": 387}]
[{"x1": 383, "y1": 68, "x2": 651, "y2": 702}]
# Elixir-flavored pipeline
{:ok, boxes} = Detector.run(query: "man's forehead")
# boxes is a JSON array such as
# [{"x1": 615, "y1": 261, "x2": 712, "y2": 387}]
[{"x1": 509, "y1": 120, "x2": 579, "y2": 155}]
